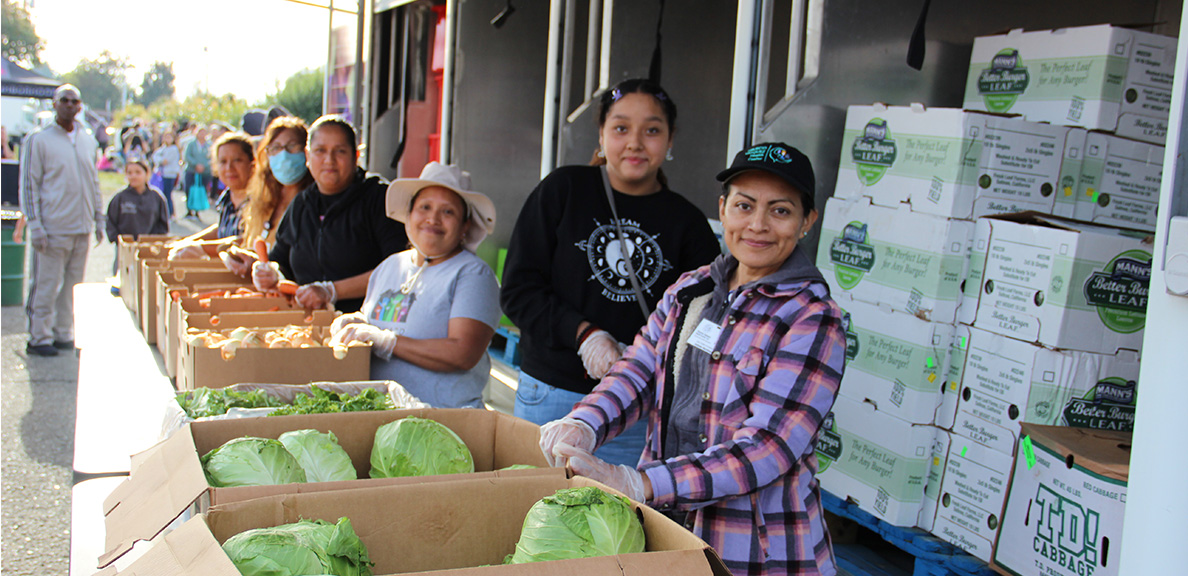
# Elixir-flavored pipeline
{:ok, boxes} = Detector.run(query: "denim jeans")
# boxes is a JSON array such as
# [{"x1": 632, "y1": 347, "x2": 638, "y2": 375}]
[{"x1": 514, "y1": 371, "x2": 647, "y2": 467}]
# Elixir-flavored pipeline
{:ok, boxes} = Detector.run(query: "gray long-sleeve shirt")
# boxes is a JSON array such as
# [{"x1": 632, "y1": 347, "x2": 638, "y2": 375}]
[{"x1": 19, "y1": 120, "x2": 103, "y2": 237}]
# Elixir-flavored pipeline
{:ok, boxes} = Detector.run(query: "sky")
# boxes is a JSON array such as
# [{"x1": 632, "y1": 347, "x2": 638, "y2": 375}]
[{"x1": 27, "y1": 0, "x2": 351, "y2": 103}]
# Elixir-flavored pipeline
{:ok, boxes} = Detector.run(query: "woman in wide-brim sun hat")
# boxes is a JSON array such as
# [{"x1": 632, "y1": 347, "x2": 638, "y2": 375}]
[{"x1": 329, "y1": 161, "x2": 501, "y2": 409}]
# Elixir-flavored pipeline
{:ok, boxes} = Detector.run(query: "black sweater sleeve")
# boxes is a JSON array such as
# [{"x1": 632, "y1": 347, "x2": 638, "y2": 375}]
[{"x1": 500, "y1": 181, "x2": 586, "y2": 351}]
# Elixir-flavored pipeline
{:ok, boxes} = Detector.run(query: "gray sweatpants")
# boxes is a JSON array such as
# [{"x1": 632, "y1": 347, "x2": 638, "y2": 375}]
[{"x1": 26, "y1": 233, "x2": 90, "y2": 346}]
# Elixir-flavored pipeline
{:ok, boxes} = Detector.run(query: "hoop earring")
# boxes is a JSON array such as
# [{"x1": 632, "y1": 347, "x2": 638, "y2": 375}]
[
  {"x1": 665, "y1": 148, "x2": 674, "y2": 161},
  {"x1": 596, "y1": 149, "x2": 606, "y2": 159}
]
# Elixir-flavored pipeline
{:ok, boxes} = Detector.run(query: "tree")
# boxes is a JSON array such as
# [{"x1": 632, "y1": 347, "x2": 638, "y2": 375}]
[
  {"x1": 1, "y1": 0, "x2": 43, "y2": 66},
  {"x1": 62, "y1": 51, "x2": 131, "y2": 112},
  {"x1": 137, "y1": 61, "x2": 175, "y2": 107},
  {"x1": 267, "y1": 67, "x2": 324, "y2": 124}
]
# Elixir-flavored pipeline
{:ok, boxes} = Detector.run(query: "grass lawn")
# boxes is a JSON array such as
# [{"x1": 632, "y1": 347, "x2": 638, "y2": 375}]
[{"x1": 98, "y1": 171, "x2": 125, "y2": 199}]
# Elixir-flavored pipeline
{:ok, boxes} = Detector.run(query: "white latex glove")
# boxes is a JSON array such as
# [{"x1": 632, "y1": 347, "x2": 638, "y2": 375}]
[
  {"x1": 330, "y1": 311, "x2": 368, "y2": 333},
  {"x1": 295, "y1": 281, "x2": 336, "y2": 309},
  {"x1": 556, "y1": 443, "x2": 645, "y2": 502},
  {"x1": 27, "y1": 225, "x2": 48, "y2": 252},
  {"x1": 218, "y1": 250, "x2": 252, "y2": 277},
  {"x1": 252, "y1": 260, "x2": 281, "y2": 292},
  {"x1": 168, "y1": 242, "x2": 206, "y2": 260},
  {"x1": 331, "y1": 322, "x2": 396, "y2": 360},
  {"x1": 538, "y1": 417, "x2": 596, "y2": 467},
  {"x1": 578, "y1": 329, "x2": 622, "y2": 379}
]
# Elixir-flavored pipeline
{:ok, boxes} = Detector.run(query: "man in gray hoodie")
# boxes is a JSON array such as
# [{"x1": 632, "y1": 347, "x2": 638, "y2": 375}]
[{"x1": 19, "y1": 84, "x2": 103, "y2": 357}]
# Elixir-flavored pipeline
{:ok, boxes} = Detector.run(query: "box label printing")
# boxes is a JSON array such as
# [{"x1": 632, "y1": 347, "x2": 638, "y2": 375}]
[
  {"x1": 818, "y1": 197, "x2": 973, "y2": 324},
  {"x1": 838, "y1": 106, "x2": 1075, "y2": 220},
  {"x1": 930, "y1": 431, "x2": 1013, "y2": 563},
  {"x1": 964, "y1": 25, "x2": 1177, "y2": 144},
  {"x1": 1075, "y1": 132, "x2": 1164, "y2": 232}
]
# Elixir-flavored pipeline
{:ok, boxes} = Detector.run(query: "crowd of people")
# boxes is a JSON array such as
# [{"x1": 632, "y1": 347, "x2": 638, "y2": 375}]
[{"x1": 20, "y1": 78, "x2": 847, "y2": 576}]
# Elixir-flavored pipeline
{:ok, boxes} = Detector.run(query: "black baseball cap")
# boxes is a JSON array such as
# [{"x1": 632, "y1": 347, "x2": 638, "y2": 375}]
[{"x1": 716, "y1": 142, "x2": 816, "y2": 211}]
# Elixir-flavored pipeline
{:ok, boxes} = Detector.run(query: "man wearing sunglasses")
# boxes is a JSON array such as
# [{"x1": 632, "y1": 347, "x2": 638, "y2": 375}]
[{"x1": 18, "y1": 84, "x2": 103, "y2": 357}]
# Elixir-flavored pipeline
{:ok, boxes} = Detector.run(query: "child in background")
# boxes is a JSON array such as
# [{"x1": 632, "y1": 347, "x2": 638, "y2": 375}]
[{"x1": 106, "y1": 159, "x2": 170, "y2": 284}]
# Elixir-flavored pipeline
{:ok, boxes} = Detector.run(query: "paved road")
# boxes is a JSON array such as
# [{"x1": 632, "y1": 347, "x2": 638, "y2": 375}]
[{"x1": 1, "y1": 187, "x2": 209, "y2": 576}]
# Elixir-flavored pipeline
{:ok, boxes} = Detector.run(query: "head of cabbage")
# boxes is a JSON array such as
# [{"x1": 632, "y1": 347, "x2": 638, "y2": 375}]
[
  {"x1": 202, "y1": 437, "x2": 307, "y2": 487},
  {"x1": 222, "y1": 517, "x2": 373, "y2": 576},
  {"x1": 506, "y1": 486, "x2": 646, "y2": 564},
  {"x1": 370, "y1": 417, "x2": 474, "y2": 478},
  {"x1": 279, "y1": 429, "x2": 357, "y2": 483}
]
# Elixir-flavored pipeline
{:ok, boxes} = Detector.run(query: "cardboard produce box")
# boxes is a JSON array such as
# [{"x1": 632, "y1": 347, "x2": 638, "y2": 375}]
[
  {"x1": 963, "y1": 24, "x2": 1177, "y2": 145},
  {"x1": 817, "y1": 196, "x2": 975, "y2": 323},
  {"x1": 836, "y1": 104, "x2": 1084, "y2": 219},
  {"x1": 100, "y1": 408, "x2": 554, "y2": 566},
  {"x1": 160, "y1": 293, "x2": 300, "y2": 377},
  {"x1": 835, "y1": 293, "x2": 954, "y2": 424},
  {"x1": 117, "y1": 234, "x2": 172, "y2": 312},
  {"x1": 176, "y1": 310, "x2": 367, "y2": 390},
  {"x1": 99, "y1": 475, "x2": 730, "y2": 576},
  {"x1": 959, "y1": 212, "x2": 1152, "y2": 355},
  {"x1": 992, "y1": 424, "x2": 1130, "y2": 576},
  {"x1": 917, "y1": 429, "x2": 1012, "y2": 563},
  {"x1": 816, "y1": 393, "x2": 937, "y2": 527},
  {"x1": 139, "y1": 259, "x2": 230, "y2": 345},
  {"x1": 937, "y1": 325, "x2": 1140, "y2": 455},
  {"x1": 1074, "y1": 132, "x2": 1164, "y2": 232}
]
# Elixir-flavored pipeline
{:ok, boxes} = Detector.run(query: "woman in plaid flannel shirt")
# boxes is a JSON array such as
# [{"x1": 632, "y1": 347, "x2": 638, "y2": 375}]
[{"x1": 542, "y1": 142, "x2": 847, "y2": 576}]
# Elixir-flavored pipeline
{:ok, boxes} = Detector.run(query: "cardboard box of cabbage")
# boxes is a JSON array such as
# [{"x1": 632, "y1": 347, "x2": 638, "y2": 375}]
[{"x1": 98, "y1": 409, "x2": 729, "y2": 575}]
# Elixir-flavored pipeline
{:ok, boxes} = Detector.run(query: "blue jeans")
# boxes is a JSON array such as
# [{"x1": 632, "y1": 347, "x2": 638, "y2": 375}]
[{"x1": 514, "y1": 371, "x2": 647, "y2": 467}]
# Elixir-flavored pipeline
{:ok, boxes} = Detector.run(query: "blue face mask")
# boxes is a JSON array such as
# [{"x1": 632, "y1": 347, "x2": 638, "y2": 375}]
[{"x1": 268, "y1": 150, "x2": 308, "y2": 185}]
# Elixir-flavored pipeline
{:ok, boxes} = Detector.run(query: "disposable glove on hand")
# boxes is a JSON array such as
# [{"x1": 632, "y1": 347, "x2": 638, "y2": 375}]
[
  {"x1": 556, "y1": 443, "x2": 645, "y2": 502},
  {"x1": 578, "y1": 330, "x2": 622, "y2": 379},
  {"x1": 330, "y1": 311, "x2": 368, "y2": 333},
  {"x1": 331, "y1": 322, "x2": 397, "y2": 360},
  {"x1": 251, "y1": 260, "x2": 281, "y2": 292},
  {"x1": 295, "y1": 281, "x2": 336, "y2": 309},
  {"x1": 538, "y1": 417, "x2": 596, "y2": 467}
]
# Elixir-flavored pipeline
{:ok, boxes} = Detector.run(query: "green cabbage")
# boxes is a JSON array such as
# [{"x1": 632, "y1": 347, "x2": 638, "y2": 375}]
[
  {"x1": 369, "y1": 417, "x2": 474, "y2": 478},
  {"x1": 279, "y1": 430, "x2": 357, "y2": 483},
  {"x1": 222, "y1": 517, "x2": 373, "y2": 576},
  {"x1": 507, "y1": 487, "x2": 646, "y2": 564},
  {"x1": 201, "y1": 437, "x2": 307, "y2": 487}
]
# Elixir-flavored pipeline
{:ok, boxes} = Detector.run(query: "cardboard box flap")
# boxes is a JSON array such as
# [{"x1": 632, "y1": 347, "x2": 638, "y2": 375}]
[
  {"x1": 1019, "y1": 423, "x2": 1131, "y2": 482},
  {"x1": 183, "y1": 309, "x2": 336, "y2": 331},
  {"x1": 105, "y1": 515, "x2": 240, "y2": 576},
  {"x1": 100, "y1": 429, "x2": 211, "y2": 567}
]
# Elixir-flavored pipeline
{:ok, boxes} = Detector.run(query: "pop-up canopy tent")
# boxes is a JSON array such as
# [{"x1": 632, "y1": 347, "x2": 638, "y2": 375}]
[{"x1": 1, "y1": 58, "x2": 58, "y2": 99}]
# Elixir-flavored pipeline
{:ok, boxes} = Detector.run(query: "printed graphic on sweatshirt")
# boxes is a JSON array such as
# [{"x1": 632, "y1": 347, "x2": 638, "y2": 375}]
[
  {"x1": 370, "y1": 290, "x2": 417, "y2": 324},
  {"x1": 576, "y1": 218, "x2": 672, "y2": 303}
]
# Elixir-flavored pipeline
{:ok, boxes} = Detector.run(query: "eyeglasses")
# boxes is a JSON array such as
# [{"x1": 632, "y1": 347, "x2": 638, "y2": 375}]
[{"x1": 267, "y1": 141, "x2": 305, "y2": 156}]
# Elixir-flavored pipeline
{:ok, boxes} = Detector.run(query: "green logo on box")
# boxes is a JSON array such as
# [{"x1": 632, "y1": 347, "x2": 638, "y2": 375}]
[
  {"x1": 1062, "y1": 377, "x2": 1137, "y2": 432},
  {"x1": 1083, "y1": 250, "x2": 1151, "y2": 333},
  {"x1": 815, "y1": 413, "x2": 843, "y2": 473},
  {"x1": 842, "y1": 311, "x2": 860, "y2": 361},
  {"x1": 851, "y1": 119, "x2": 897, "y2": 186},
  {"x1": 1033, "y1": 484, "x2": 1101, "y2": 573},
  {"x1": 830, "y1": 222, "x2": 876, "y2": 290},
  {"x1": 978, "y1": 48, "x2": 1030, "y2": 113}
]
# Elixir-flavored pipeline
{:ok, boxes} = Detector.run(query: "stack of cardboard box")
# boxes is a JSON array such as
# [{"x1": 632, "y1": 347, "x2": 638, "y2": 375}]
[{"x1": 814, "y1": 24, "x2": 1170, "y2": 571}]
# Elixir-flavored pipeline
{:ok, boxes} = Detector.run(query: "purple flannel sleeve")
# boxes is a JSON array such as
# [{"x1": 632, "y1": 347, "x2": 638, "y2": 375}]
[{"x1": 645, "y1": 294, "x2": 846, "y2": 510}]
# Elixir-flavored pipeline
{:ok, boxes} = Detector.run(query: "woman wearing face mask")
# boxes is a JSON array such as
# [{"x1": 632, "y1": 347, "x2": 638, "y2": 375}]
[
  {"x1": 240, "y1": 116, "x2": 314, "y2": 249},
  {"x1": 500, "y1": 79, "x2": 721, "y2": 466},
  {"x1": 329, "y1": 162, "x2": 500, "y2": 408},
  {"x1": 252, "y1": 115, "x2": 409, "y2": 313}
]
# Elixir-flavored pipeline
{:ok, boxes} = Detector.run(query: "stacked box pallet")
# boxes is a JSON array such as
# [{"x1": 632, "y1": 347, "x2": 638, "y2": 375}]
[{"x1": 913, "y1": 24, "x2": 1167, "y2": 568}]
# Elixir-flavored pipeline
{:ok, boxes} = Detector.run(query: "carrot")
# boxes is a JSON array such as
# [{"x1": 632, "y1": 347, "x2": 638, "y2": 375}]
[
  {"x1": 255, "y1": 239, "x2": 269, "y2": 263},
  {"x1": 278, "y1": 280, "x2": 299, "y2": 296}
]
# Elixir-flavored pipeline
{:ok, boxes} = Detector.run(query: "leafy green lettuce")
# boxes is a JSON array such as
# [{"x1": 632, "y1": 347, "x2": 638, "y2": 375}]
[
  {"x1": 507, "y1": 486, "x2": 646, "y2": 564},
  {"x1": 279, "y1": 429, "x2": 357, "y2": 483},
  {"x1": 201, "y1": 437, "x2": 307, "y2": 487},
  {"x1": 270, "y1": 386, "x2": 393, "y2": 417},
  {"x1": 369, "y1": 417, "x2": 474, "y2": 478},
  {"x1": 176, "y1": 387, "x2": 284, "y2": 418},
  {"x1": 222, "y1": 517, "x2": 374, "y2": 576}
]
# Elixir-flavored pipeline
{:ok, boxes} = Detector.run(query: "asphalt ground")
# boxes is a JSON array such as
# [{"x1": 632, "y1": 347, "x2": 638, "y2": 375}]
[{"x1": 2, "y1": 176, "x2": 210, "y2": 576}]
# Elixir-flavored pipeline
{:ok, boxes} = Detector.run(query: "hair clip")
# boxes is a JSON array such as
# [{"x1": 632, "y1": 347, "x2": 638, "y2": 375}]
[
  {"x1": 653, "y1": 91, "x2": 668, "y2": 102},
  {"x1": 611, "y1": 88, "x2": 623, "y2": 101}
]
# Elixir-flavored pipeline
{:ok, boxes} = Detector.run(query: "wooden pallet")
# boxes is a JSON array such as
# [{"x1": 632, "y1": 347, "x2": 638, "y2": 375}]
[{"x1": 824, "y1": 491, "x2": 996, "y2": 576}]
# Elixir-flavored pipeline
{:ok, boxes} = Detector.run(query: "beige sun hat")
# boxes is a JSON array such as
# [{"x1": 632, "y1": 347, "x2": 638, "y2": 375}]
[{"x1": 385, "y1": 162, "x2": 497, "y2": 253}]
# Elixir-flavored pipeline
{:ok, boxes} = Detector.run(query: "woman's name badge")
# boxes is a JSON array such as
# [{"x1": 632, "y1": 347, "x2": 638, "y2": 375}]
[{"x1": 688, "y1": 319, "x2": 722, "y2": 354}]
